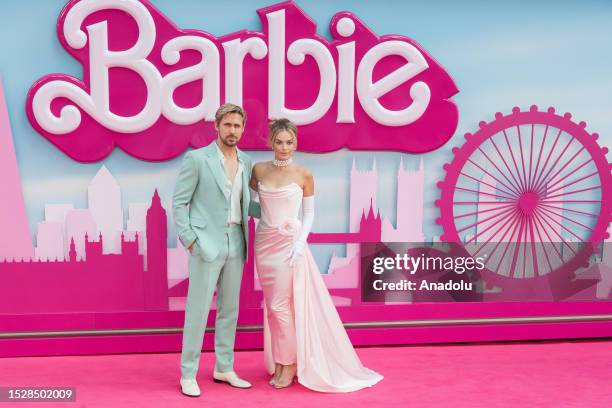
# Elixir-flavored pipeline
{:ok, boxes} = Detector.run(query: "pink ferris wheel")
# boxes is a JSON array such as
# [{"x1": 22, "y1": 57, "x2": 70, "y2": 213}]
[{"x1": 436, "y1": 106, "x2": 612, "y2": 284}]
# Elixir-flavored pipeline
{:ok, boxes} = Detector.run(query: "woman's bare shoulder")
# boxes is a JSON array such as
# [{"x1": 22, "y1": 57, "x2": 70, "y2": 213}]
[
  {"x1": 293, "y1": 165, "x2": 313, "y2": 187},
  {"x1": 295, "y1": 164, "x2": 313, "y2": 179},
  {"x1": 253, "y1": 161, "x2": 272, "y2": 173}
]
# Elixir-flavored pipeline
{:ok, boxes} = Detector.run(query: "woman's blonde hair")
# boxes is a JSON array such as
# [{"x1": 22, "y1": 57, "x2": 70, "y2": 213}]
[{"x1": 268, "y1": 118, "x2": 297, "y2": 146}]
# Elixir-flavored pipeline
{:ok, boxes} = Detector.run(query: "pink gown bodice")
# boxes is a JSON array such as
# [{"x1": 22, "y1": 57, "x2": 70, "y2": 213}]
[{"x1": 257, "y1": 182, "x2": 303, "y2": 228}]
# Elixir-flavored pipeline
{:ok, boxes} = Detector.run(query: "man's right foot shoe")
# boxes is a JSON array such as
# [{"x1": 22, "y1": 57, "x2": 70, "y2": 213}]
[{"x1": 180, "y1": 378, "x2": 201, "y2": 397}]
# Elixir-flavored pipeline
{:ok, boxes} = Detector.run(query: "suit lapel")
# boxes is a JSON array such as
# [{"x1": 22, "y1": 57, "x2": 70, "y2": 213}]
[
  {"x1": 238, "y1": 150, "x2": 251, "y2": 219},
  {"x1": 238, "y1": 149, "x2": 249, "y2": 199},
  {"x1": 238, "y1": 150, "x2": 250, "y2": 239},
  {"x1": 204, "y1": 143, "x2": 229, "y2": 200}
]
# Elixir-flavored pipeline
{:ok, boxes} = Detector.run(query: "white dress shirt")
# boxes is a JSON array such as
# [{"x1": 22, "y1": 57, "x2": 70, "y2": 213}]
[{"x1": 215, "y1": 142, "x2": 243, "y2": 225}]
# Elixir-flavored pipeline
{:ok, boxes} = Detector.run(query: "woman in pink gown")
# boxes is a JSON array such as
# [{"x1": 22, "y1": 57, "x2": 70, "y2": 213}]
[{"x1": 249, "y1": 119, "x2": 383, "y2": 392}]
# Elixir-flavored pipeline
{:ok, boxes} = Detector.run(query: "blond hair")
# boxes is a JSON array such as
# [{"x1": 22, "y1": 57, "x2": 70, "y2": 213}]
[
  {"x1": 268, "y1": 118, "x2": 297, "y2": 145},
  {"x1": 215, "y1": 103, "x2": 246, "y2": 126}
]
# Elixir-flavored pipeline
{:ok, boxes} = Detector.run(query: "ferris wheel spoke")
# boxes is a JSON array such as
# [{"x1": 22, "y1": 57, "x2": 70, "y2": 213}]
[
  {"x1": 496, "y1": 213, "x2": 525, "y2": 275},
  {"x1": 529, "y1": 124, "x2": 549, "y2": 191},
  {"x1": 467, "y1": 158, "x2": 522, "y2": 197},
  {"x1": 465, "y1": 206, "x2": 519, "y2": 245},
  {"x1": 526, "y1": 215, "x2": 540, "y2": 277},
  {"x1": 459, "y1": 171, "x2": 519, "y2": 199},
  {"x1": 477, "y1": 209, "x2": 520, "y2": 263},
  {"x1": 543, "y1": 157, "x2": 592, "y2": 193},
  {"x1": 527, "y1": 124, "x2": 535, "y2": 191},
  {"x1": 472, "y1": 208, "x2": 520, "y2": 257},
  {"x1": 493, "y1": 210, "x2": 524, "y2": 272},
  {"x1": 532, "y1": 209, "x2": 571, "y2": 261},
  {"x1": 476, "y1": 143, "x2": 523, "y2": 196},
  {"x1": 533, "y1": 137, "x2": 575, "y2": 194},
  {"x1": 531, "y1": 128, "x2": 563, "y2": 194},
  {"x1": 534, "y1": 145, "x2": 584, "y2": 195},
  {"x1": 517, "y1": 125, "x2": 530, "y2": 195},
  {"x1": 544, "y1": 185, "x2": 600, "y2": 200},
  {"x1": 529, "y1": 217, "x2": 540, "y2": 277},
  {"x1": 545, "y1": 170, "x2": 599, "y2": 197},
  {"x1": 530, "y1": 215, "x2": 554, "y2": 276},
  {"x1": 535, "y1": 146, "x2": 585, "y2": 195},
  {"x1": 507, "y1": 213, "x2": 529, "y2": 278},
  {"x1": 538, "y1": 203, "x2": 599, "y2": 218},
  {"x1": 532, "y1": 211, "x2": 562, "y2": 269},
  {"x1": 542, "y1": 200, "x2": 602, "y2": 204},
  {"x1": 536, "y1": 239, "x2": 554, "y2": 276},
  {"x1": 454, "y1": 202, "x2": 516, "y2": 220},
  {"x1": 537, "y1": 204, "x2": 594, "y2": 232},
  {"x1": 454, "y1": 201, "x2": 513, "y2": 205},
  {"x1": 455, "y1": 186, "x2": 517, "y2": 201},
  {"x1": 489, "y1": 138, "x2": 525, "y2": 196},
  {"x1": 503, "y1": 130, "x2": 528, "y2": 192},
  {"x1": 457, "y1": 204, "x2": 516, "y2": 234},
  {"x1": 519, "y1": 216, "x2": 529, "y2": 278},
  {"x1": 535, "y1": 207, "x2": 583, "y2": 246}
]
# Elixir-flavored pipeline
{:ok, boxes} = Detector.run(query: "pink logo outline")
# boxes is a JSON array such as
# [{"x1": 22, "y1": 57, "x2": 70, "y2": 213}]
[{"x1": 26, "y1": 0, "x2": 459, "y2": 162}]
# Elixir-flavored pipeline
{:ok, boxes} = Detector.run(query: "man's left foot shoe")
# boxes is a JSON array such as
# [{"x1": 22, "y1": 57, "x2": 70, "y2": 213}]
[{"x1": 213, "y1": 371, "x2": 252, "y2": 389}]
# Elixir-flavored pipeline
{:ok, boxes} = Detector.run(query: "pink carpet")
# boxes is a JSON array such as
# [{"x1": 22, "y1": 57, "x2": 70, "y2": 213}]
[{"x1": 1, "y1": 339, "x2": 610, "y2": 407}]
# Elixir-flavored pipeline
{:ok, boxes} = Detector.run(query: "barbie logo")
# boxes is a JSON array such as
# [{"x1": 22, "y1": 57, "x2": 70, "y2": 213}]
[{"x1": 26, "y1": 0, "x2": 459, "y2": 162}]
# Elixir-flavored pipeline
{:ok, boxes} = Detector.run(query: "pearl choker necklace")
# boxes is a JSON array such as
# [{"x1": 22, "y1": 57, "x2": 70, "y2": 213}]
[{"x1": 273, "y1": 158, "x2": 293, "y2": 167}]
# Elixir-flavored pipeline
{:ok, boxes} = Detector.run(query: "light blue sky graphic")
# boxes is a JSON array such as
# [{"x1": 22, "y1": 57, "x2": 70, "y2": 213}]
[{"x1": 0, "y1": 0, "x2": 610, "y2": 248}]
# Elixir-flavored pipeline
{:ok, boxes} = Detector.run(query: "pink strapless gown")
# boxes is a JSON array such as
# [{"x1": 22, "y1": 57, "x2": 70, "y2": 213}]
[{"x1": 254, "y1": 182, "x2": 383, "y2": 392}]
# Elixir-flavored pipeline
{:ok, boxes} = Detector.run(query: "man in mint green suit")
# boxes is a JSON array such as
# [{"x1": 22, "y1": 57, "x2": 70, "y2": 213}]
[{"x1": 173, "y1": 104, "x2": 259, "y2": 397}]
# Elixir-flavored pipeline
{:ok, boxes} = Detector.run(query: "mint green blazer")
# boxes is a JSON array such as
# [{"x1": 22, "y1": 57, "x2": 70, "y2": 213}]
[{"x1": 172, "y1": 142, "x2": 260, "y2": 262}]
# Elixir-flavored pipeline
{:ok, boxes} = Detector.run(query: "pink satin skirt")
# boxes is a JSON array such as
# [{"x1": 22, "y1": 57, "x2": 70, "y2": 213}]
[
  {"x1": 255, "y1": 221, "x2": 297, "y2": 365},
  {"x1": 254, "y1": 218, "x2": 384, "y2": 392}
]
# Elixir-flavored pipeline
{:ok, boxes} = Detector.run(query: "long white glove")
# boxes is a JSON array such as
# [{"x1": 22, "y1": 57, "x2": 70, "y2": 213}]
[{"x1": 288, "y1": 196, "x2": 314, "y2": 267}]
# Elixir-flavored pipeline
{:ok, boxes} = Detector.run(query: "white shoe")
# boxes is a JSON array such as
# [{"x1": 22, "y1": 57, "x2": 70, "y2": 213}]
[
  {"x1": 213, "y1": 371, "x2": 252, "y2": 389},
  {"x1": 180, "y1": 378, "x2": 201, "y2": 397}
]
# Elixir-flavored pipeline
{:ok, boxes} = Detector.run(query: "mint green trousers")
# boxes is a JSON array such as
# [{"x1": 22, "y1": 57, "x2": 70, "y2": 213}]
[{"x1": 180, "y1": 225, "x2": 245, "y2": 379}]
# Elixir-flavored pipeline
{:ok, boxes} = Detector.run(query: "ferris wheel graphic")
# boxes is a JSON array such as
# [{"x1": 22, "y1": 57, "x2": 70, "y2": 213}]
[{"x1": 436, "y1": 106, "x2": 612, "y2": 289}]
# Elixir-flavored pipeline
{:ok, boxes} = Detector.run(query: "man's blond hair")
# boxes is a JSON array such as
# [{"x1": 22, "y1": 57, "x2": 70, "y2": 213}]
[{"x1": 215, "y1": 103, "x2": 246, "y2": 126}]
